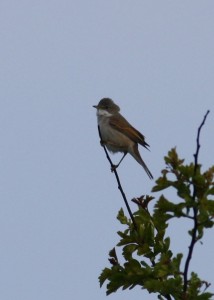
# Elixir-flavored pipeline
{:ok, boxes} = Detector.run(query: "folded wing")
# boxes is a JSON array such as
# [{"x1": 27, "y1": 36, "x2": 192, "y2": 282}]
[{"x1": 109, "y1": 114, "x2": 150, "y2": 150}]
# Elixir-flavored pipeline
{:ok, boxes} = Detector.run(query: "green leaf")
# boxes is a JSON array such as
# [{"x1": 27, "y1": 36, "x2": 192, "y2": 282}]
[
  {"x1": 117, "y1": 208, "x2": 128, "y2": 224},
  {"x1": 164, "y1": 147, "x2": 185, "y2": 169},
  {"x1": 99, "y1": 267, "x2": 112, "y2": 287},
  {"x1": 207, "y1": 187, "x2": 214, "y2": 195},
  {"x1": 152, "y1": 175, "x2": 173, "y2": 192},
  {"x1": 122, "y1": 244, "x2": 138, "y2": 260}
]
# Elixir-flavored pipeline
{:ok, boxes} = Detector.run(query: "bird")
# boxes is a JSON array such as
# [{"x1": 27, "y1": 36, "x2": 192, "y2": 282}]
[{"x1": 93, "y1": 98, "x2": 153, "y2": 179}]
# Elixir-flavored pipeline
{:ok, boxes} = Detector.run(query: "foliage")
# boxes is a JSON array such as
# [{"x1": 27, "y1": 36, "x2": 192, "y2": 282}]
[{"x1": 99, "y1": 147, "x2": 214, "y2": 300}]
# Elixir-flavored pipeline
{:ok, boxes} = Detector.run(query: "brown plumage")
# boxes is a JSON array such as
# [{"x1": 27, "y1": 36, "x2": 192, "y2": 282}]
[{"x1": 93, "y1": 98, "x2": 153, "y2": 179}]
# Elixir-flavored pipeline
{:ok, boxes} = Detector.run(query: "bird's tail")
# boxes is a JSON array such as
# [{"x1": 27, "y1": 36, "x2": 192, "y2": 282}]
[{"x1": 130, "y1": 145, "x2": 153, "y2": 179}]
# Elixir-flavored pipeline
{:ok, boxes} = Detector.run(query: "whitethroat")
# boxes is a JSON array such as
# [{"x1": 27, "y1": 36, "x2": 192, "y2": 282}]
[{"x1": 93, "y1": 98, "x2": 153, "y2": 179}]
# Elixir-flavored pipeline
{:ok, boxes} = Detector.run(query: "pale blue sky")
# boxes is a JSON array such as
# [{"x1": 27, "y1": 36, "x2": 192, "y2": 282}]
[{"x1": 0, "y1": 1, "x2": 213, "y2": 299}]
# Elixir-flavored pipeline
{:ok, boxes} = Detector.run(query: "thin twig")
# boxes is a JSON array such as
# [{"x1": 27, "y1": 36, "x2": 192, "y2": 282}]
[
  {"x1": 193, "y1": 110, "x2": 210, "y2": 173},
  {"x1": 97, "y1": 126, "x2": 137, "y2": 230},
  {"x1": 183, "y1": 110, "x2": 210, "y2": 293}
]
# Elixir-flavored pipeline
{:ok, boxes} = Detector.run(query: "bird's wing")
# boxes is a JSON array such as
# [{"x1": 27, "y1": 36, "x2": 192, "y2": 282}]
[{"x1": 109, "y1": 114, "x2": 150, "y2": 149}]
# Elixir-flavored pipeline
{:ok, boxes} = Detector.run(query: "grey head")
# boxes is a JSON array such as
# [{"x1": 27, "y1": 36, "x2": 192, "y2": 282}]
[{"x1": 93, "y1": 98, "x2": 120, "y2": 114}]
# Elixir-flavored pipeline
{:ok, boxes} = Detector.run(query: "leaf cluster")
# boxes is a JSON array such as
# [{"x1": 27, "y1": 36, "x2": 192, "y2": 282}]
[
  {"x1": 99, "y1": 148, "x2": 214, "y2": 300},
  {"x1": 153, "y1": 148, "x2": 214, "y2": 238}
]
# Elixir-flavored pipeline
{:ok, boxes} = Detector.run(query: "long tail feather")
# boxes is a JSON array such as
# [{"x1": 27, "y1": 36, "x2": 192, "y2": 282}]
[{"x1": 130, "y1": 145, "x2": 153, "y2": 179}]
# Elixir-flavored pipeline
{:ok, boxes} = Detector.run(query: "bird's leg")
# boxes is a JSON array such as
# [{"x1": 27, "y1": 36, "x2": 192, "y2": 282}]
[
  {"x1": 117, "y1": 152, "x2": 127, "y2": 167},
  {"x1": 111, "y1": 152, "x2": 127, "y2": 172}
]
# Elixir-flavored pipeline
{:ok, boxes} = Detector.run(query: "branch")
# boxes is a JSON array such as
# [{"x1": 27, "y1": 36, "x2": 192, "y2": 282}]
[
  {"x1": 193, "y1": 110, "x2": 210, "y2": 173},
  {"x1": 97, "y1": 126, "x2": 137, "y2": 230},
  {"x1": 183, "y1": 110, "x2": 210, "y2": 293}
]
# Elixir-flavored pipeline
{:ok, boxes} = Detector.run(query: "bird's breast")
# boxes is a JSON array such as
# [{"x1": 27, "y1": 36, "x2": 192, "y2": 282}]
[{"x1": 97, "y1": 115, "x2": 133, "y2": 153}]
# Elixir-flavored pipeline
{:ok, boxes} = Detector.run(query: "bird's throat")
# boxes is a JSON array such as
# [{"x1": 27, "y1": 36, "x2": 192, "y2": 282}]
[{"x1": 97, "y1": 109, "x2": 113, "y2": 117}]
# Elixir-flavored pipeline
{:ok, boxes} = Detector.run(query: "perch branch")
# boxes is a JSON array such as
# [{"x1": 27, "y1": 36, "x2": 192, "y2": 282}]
[{"x1": 97, "y1": 126, "x2": 137, "y2": 230}]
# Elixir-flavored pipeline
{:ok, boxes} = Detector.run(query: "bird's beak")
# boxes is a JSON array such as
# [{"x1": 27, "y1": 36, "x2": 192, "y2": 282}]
[{"x1": 93, "y1": 105, "x2": 98, "y2": 109}]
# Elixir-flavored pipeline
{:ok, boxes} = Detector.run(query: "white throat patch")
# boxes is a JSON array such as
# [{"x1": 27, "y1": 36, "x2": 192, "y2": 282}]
[{"x1": 97, "y1": 109, "x2": 113, "y2": 117}]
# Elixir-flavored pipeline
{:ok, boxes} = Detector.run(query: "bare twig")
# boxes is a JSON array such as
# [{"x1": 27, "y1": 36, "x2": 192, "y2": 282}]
[
  {"x1": 193, "y1": 110, "x2": 210, "y2": 173},
  {"x1": 97, "y1": 126, "x2": 137, "y2": 230},
  {"x1": 183, "y1": 110, "x2": 210, "y2": 293}
]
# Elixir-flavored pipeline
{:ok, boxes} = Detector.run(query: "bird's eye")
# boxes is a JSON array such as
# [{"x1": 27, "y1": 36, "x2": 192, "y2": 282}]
[{"x1": 105, "y1": 105, "x2": 109, "y2": 109}]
